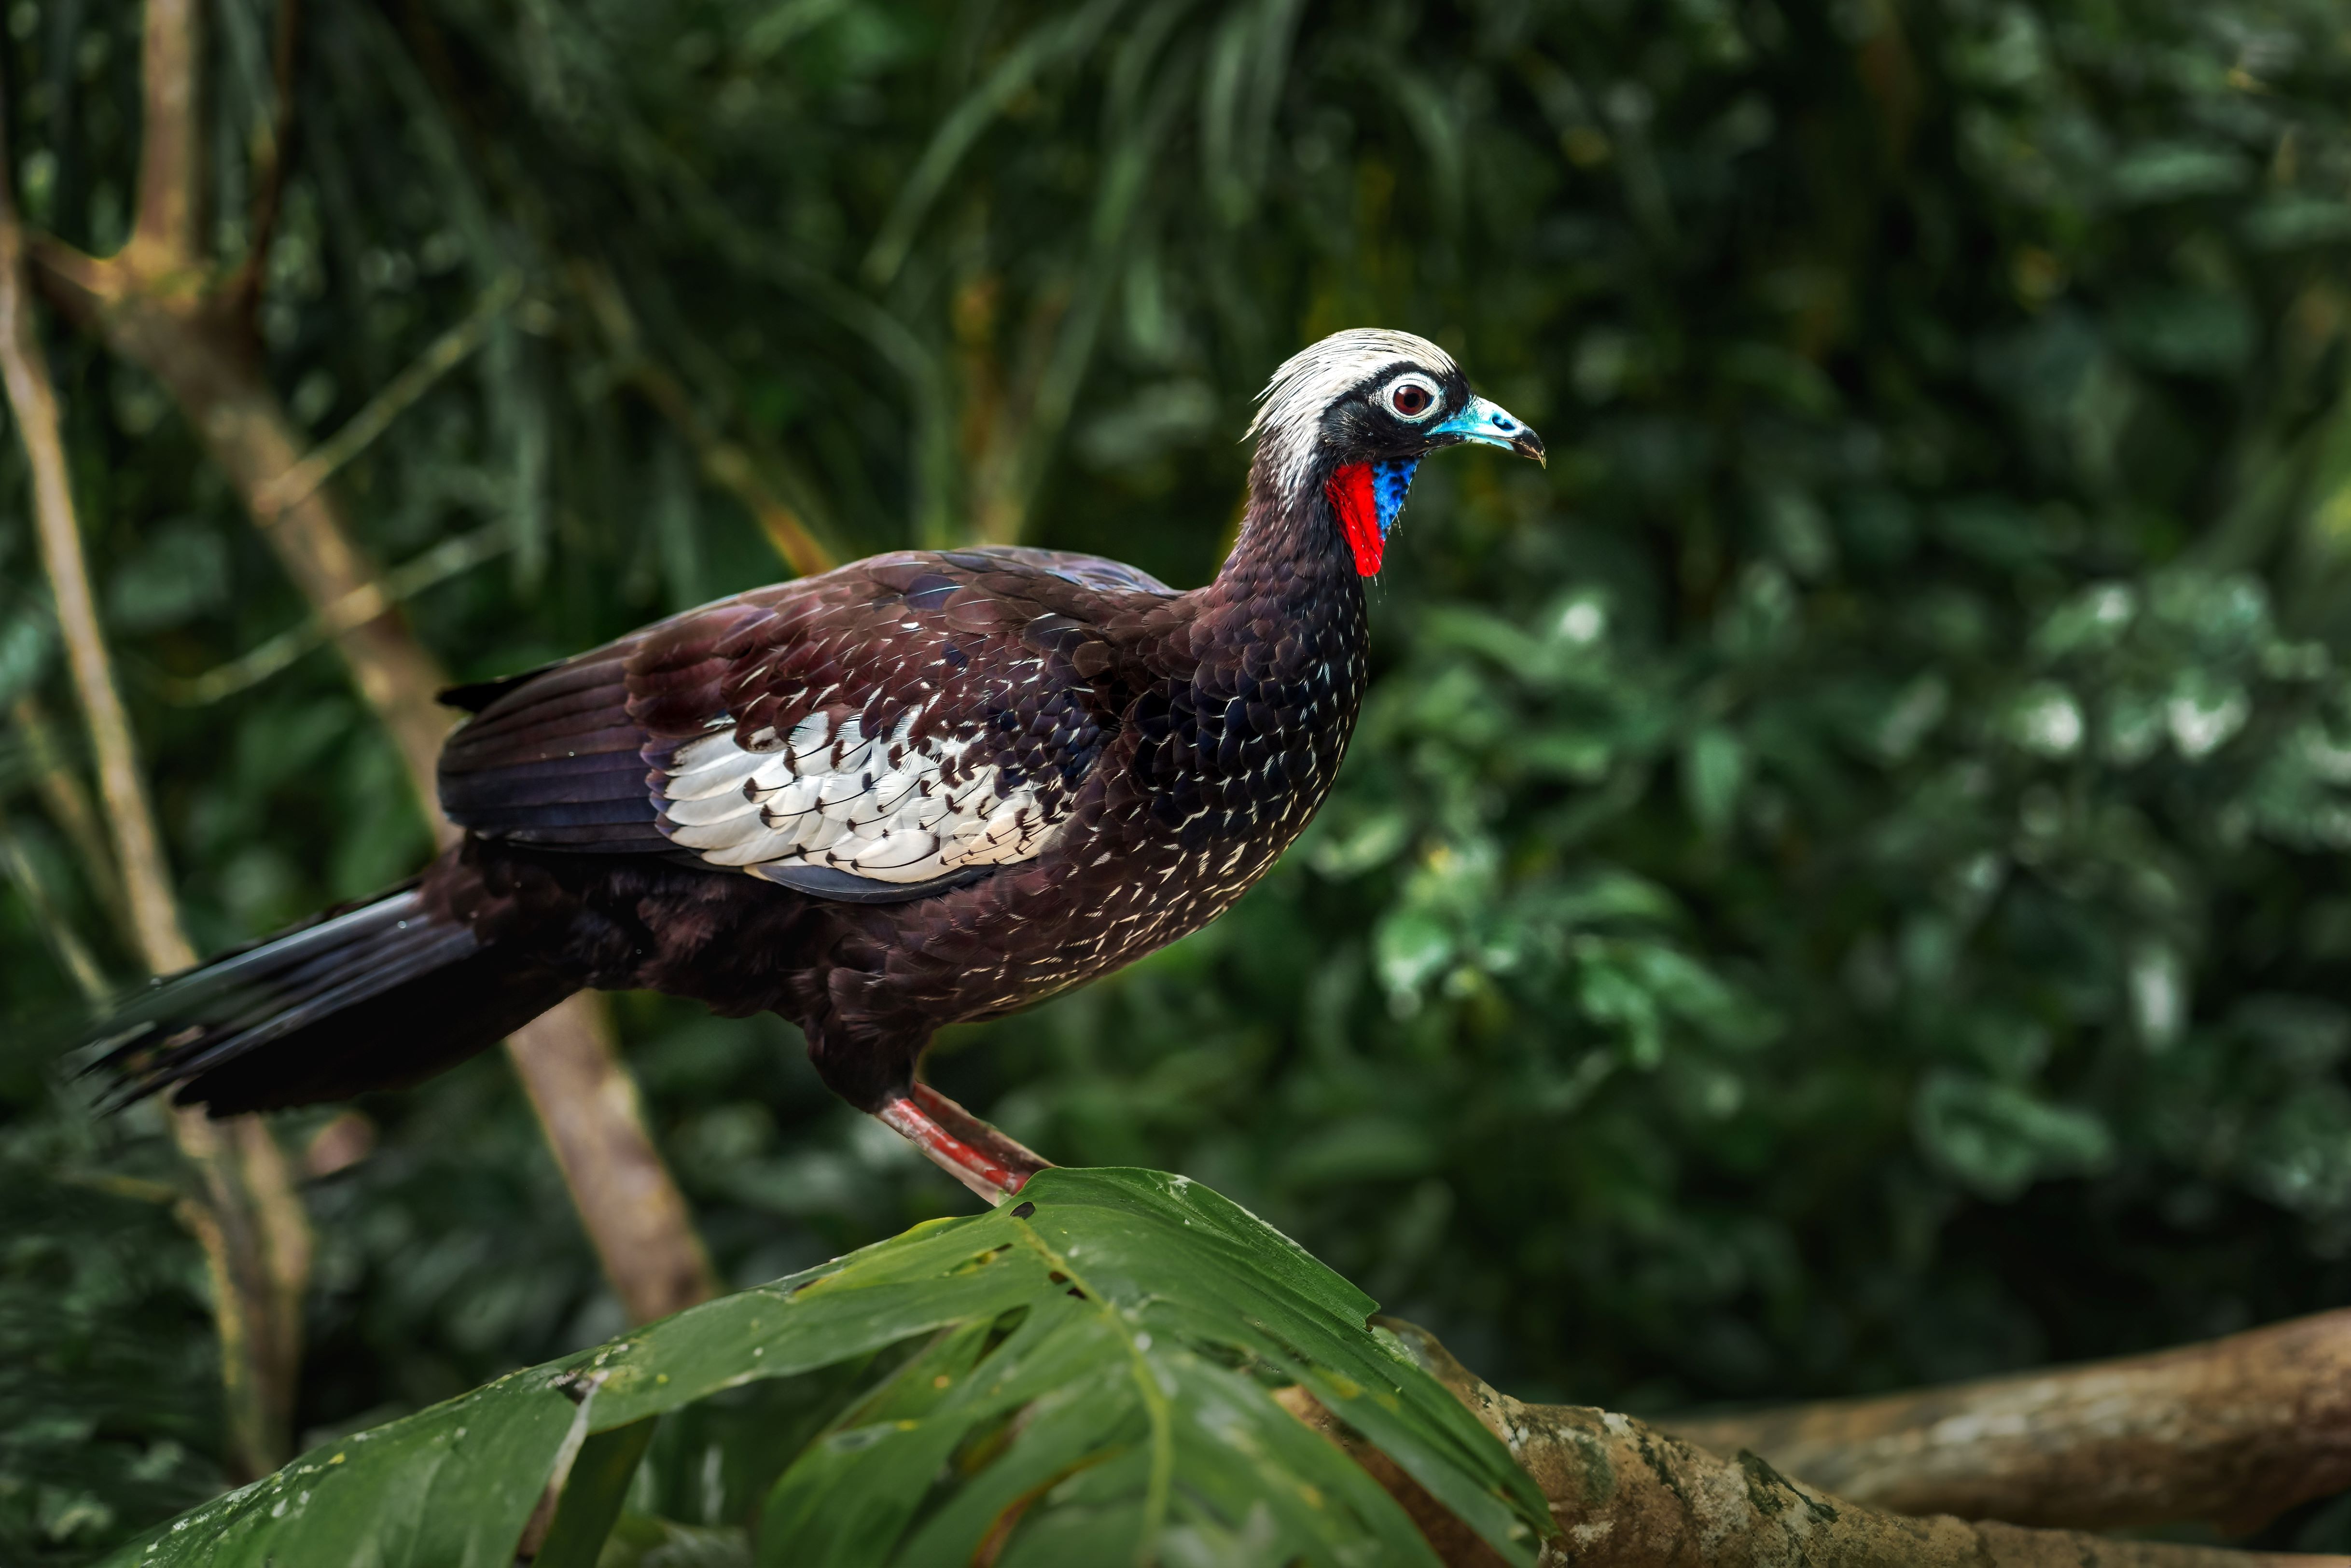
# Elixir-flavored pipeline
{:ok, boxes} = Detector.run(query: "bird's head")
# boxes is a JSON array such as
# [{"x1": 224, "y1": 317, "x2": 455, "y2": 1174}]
[{"x1": 1245, "y1": 328, "x2": 1544, "y2": 576}]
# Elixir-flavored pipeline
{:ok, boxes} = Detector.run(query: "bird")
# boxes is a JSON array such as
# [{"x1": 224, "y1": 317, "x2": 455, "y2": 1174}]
[{"x1": 91, "y1": 329, "x2": 1544, "y2": 1201}]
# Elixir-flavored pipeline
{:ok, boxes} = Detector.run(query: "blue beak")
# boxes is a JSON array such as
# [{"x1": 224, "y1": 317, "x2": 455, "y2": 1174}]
[{"x1": 1433, "y1": 395, "x2": 1545, "y2": 465}]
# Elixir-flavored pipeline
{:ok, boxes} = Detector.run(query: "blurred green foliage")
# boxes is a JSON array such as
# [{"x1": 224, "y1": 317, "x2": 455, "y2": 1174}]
[{"x1": 6, "y1": 0, "x2": 2351, "y2": 1557}]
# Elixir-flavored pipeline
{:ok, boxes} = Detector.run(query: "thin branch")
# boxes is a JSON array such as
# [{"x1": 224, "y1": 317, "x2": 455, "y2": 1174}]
[
  {"x1": 504, "y1": 1000, "x2": 718, "y2": 1324},
  {"x1": 20, "y1": 0, "x2": 719, "y2": 1333},
  {"x1": 1366, "y1": 1321, "x2": 2349, "y2": 1568},
  {"x1": 22, "y1": 229, "x2": 117, "y2": 307},
  {"x1": 3, "y1": 205, "x2": 187, "y2": 976},
  {"x1": 28, "y1": 238, "x2": 724, "y2": 1334},
  {"x1": 1661, "y1": 1306, "x2": 2351, "y2": 1535},
  {"x1": 130, "y1": 0, "x2": 206, "y2": 269},
  {"x1": 531, "y1": 103, "x2": 958, "y2": 547},
  {"x1": 29, "y1": 231, "x2": 473, "y2": 816},
  {"x1": 0, "y1": 803, "x2": 111, "y2": 999},
  {"x1": 161, "y1": 520, "x2": 516, "y2": 706},
  {"x1": 0, "y1": 126, "x2": 310, "y2": 1482},
  {"x1": 569, "y1": 259, "x2": 836, "y2": 577},
  {"x1": 252, "y1": 272, "x2": 522, "y2": 520},
  {"x1": 72, "y1": 294, "x2": 722, "y2": 1321},
  {"x1": 190, "y1": 369, "x2": 464, "y2": 804},
  {"x1": 239, "y1": 0, "x2": 305, "y2": 301},
  {"x1": 9, "y1": 694, "x2": 129, "y2": 937}
]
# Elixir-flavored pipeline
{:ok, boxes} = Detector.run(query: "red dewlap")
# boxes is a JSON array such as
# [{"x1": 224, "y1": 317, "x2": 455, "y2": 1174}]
[{"x1": 1325, "y1": 462, "x2": 1383, "y2": 577}]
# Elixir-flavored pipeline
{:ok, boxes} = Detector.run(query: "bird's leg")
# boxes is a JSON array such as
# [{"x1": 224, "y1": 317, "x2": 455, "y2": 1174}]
[
  {"x1": 874, "y1": 1082, "x2": 1053, "y2": 1204},
  {"x1": 910, "y1": 1082, "x2": 1053, "y2": 1180}
]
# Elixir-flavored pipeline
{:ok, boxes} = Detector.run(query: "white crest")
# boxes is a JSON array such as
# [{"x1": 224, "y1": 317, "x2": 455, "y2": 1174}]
[{"x1": 1245, "y1": 328, "x2": 1456, "y2": 507}]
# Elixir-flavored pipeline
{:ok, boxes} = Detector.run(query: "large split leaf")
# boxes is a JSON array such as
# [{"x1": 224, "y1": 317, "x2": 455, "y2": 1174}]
[{"x1": 102, "y1": 1169, "x2": 1550, "y2": 1567}]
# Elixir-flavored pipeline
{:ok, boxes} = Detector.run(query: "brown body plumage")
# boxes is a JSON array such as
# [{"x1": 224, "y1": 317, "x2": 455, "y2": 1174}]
[{"x1": 96, "y1": 330, "x2": 1541, "y2": 1198}]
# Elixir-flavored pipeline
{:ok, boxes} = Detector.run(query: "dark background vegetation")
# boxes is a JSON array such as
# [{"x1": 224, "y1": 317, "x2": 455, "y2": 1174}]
[{"x1": 5, "y1": 0, "x2": 2351, "y2": 1557}]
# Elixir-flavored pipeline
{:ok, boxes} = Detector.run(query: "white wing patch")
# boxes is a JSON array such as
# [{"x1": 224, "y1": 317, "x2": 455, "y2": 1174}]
[{"x1": 659, "y1": 711, "x2": 1065, "y2": 884}]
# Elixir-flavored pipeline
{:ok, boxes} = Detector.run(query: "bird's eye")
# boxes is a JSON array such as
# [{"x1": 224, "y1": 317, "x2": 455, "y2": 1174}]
[{"x1": 1384, "y1": 375, "x2": 1440, "y2": 421}]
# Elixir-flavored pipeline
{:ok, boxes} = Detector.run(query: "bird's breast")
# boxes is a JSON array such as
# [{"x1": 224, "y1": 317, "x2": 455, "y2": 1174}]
[
  {"x1": 1118, "y1": 591, "x2": 1369, "y2": 855},
  {"x1": 836, "y1": 556, "x2": 1373, "y2": 1032}
]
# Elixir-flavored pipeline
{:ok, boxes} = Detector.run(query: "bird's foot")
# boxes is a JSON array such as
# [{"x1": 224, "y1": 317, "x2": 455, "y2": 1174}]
[{"x1": 876, "y1": 1082, "x2": 1053, "y2": 1205}]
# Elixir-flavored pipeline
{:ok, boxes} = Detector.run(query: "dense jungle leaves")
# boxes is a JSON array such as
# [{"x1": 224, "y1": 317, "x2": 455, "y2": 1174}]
[
  {"x1": 6, "y1": 0, "x2": 2351, "y2": 1557},
  {"x1": 99, "y1": 1169, "x2": 1548, "y2": 1567}
]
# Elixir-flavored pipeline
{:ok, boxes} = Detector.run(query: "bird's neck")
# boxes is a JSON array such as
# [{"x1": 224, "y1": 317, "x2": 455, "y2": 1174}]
[{"x1": 1201, "y1": 461, "x2": 1366, "y2": 648}]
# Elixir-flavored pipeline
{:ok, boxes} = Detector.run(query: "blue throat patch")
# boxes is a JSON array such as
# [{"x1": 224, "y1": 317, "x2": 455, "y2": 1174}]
[{"x1": 1373, "y1": 458, "x2": 1419, "y2": 539}]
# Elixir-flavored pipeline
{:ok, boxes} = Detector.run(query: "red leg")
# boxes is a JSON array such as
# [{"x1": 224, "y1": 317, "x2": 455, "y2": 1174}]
[
  {"x1": 875, "y1": 1086, "x2": 1052, "y2": 1204},
  {"x1": 909, "y1": 1082, "x2": 1053, "y2": 1179}
]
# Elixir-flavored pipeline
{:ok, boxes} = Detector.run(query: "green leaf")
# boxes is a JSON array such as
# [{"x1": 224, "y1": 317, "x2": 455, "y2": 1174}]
[
  {"x1": 535, "y1": 1418, "x2": 657, "y2": 1568},
  {"x1": 96, "y1": 1362, "x2": 586, "y2": 1568},
  {"x1": 2108, "y1": 141, "x2": 2249, "y2": 206},
  {"x1": 107, "y1": 1170, "x2": 1549, "y2": 1568},
  {"x1": 1375, "y1": 909, "x2": 1455, "y2": 1003},
  {"x1": 859, "y1": 0, "x2": 1129, "y2": 285},
  {"x1": 1681, "y1": 725, "x2": 1746, "y2": 838},
  {"x1": 0, "y1": 611, "x2": 51, "y2": 709},
  {"x1": 1913, "y1": 1070, "x2": 2116, "y2": 1200},
  {"x1": 105, "y1": 520, "x2": 231, "y2": 634}
]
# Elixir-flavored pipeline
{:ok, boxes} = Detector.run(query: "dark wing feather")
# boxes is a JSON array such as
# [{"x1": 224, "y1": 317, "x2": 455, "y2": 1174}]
[
  {"x1": 754, "y1": 863, "x2": 995, "y2": 902},
  {"x1": 437, "y1": 660, "x2": 565, "y2": 714},
  {"x1": 436, "y1": 550, "x2": 1182, "y2": 891},
  {"x1": 437, "y1": 651, "x2": 667, "y2": 850}
]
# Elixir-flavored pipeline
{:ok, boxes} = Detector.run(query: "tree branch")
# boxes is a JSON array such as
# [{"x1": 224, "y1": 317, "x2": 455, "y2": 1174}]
[
  {"x1": 0, "y1": 799, "x2": 110, "y2": 998},
  {"x1": 14, "y1": 10, "x2": 722, "y2": 1329},
  {"x1": 1659, "y1": 1306, "x2": 2351, "y2": 1535},
  {"x1": 568, "y1": 258, "x2": 836, "y2": 577},
  {"x1": 255, "y1": 271, "x2": 521, "y2": 517},
  {"x1": 130, "y1": 0, "x2": 206, "y2": 271},
  {"x1": 28, "y1": 252, "x2": 723, "y2": 1323},
  {"x1": 0, "y1": 129, "x2": 309, "y2": 1483},
  {"x1": 3, "y1": 271, "x2": 183, "y2": 972},
  {"x1": 505, "y1": 1001, "x2": 718, "y2": 1323},
  {"x1": 8, "y1": 694, "x2": 129, "y2": 937},
  {"x1": 160, "y1": 520, "x2": 515, "y2": 707},
  {"x1": 238, "y1": 0, "x2": 304, "y2": 307},
  {"x1": 1363, "y1": 1322, "x2": 2350, "y2": 1568}
]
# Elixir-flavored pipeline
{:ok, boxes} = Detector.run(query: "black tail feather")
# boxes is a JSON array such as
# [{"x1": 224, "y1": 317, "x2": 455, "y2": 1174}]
[{"x1": 93, "y1": 885, "x2": 576, "y2": 1115}]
